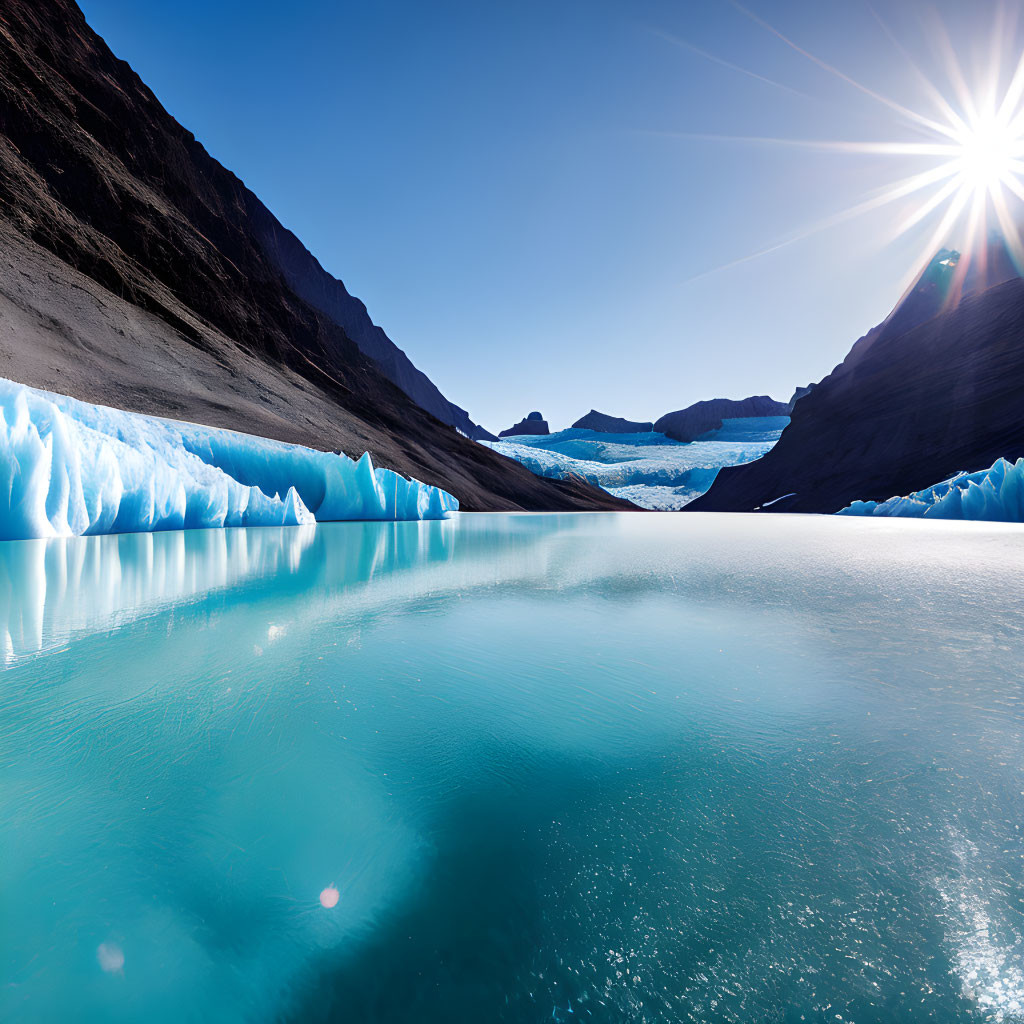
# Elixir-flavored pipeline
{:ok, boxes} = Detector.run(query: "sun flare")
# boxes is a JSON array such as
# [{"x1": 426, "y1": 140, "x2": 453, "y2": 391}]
[
  {"x1": 670, "y1": 5, "x2": 1024, "y2": 287},
  {"x1": 953, "y1": 111, "x2": 1024, "y2": 194}
]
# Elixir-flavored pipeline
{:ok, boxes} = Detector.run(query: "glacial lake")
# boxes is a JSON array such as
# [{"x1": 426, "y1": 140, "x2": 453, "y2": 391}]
[{"x1": 2, "y1": 513, "x2": 1023, "y2": 1023}]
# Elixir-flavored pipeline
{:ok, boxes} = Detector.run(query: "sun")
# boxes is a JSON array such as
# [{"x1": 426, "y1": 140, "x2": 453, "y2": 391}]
[
  {"x1": 953, "y1": 111, "x2": 1024, "y2": 194},
  {"x1": 665, "y1": 4, "x2": 1024, "y2": 285}
]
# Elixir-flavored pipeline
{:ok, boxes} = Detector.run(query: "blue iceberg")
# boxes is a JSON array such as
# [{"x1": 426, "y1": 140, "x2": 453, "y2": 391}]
[
  {"x1": 837, "y1": 457, "x2": 1024, "y2": 522},
  {"x1": 0, "y1": 378, "x2": 457, "y2": 540}
]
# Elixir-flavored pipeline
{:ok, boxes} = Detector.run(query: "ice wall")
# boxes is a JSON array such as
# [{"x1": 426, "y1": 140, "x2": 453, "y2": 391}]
[
  {"x1": 0, "y1": 378, "x2": 457, "y2": 540},
  {"x1": 837, "y1": 456, "x2": 1024, "y2": 522}
]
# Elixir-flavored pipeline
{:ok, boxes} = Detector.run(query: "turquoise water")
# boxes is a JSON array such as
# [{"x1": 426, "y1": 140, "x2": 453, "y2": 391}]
[{"x1": 2, "y1": 513, "x2": 1024, "y2": 1022}]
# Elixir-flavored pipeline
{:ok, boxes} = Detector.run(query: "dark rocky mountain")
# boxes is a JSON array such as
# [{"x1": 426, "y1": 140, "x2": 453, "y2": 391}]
[
  {"x1": 688, "y1": 244, "x2": 1024, "y2": 513},
  {"x1": 252, "y1": 212, "x2": 497, "y2": 442},
  {"x1": 571, "y1": 410, "x2": 653, "y2": 433},
  {"x1": 787, "y1": 384, "x2": 814, "y2": 409},
  {"x1": 499, "y1": 412, "x2": 550, "y2": 437},
  {"x1": 0, "y1": 0, "x2": 629, "y2": 511},
  {"x1": 654, "y1": 396, "x2": 789, "y2": 442}
]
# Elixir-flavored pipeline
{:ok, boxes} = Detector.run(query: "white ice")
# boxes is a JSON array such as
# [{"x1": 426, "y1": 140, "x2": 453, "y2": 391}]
[
  {"x1": 482, "y1": 417, "x2": 788, "y2": 510},
  {"x1": 838, "y1": 456, "x2": 1024, "y2": 522},
  {"x1": 0, "y1": 377, "x2": 457, "y2": 540}
]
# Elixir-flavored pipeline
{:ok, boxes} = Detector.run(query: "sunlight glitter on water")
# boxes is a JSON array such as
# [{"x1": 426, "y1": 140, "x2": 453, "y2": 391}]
[{"x1": 1, "y1": 513, "x2": 1023, "y2": 1023}]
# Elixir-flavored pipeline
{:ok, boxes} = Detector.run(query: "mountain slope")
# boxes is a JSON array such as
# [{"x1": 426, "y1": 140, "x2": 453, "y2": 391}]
[
  {"x1": 0, "y1": 0, "x2": 627, "y2": 511},
  {"x1": 499, "y1": 412, "x2": 550, "y2": 437},
  {"x1": 687, "y1": 259, "x2": 1024, "y2": 513},
  {"x1": 654, "y1": 396, "x2": 789, "y2": 443},
  {"x1": 251, "y1": 210, "x2": 496, "y2": 441},
  {"x1": 572, "y1": 410, "x2": 653, "y2": 433}
]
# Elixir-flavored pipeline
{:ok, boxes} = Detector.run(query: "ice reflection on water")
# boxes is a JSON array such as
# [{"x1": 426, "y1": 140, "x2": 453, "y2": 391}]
[
  {"x1": 1, "y1": 513, "x2": 1023, "y2": 1023},
  {"x1": 0, "y1": 526, "x2": 318, "y2": 661}
]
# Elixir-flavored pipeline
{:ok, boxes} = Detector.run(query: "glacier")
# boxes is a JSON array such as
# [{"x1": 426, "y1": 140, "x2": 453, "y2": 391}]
[
  {"x1": 482, "y1": 417, "x2": 788, "y2": 510},
  {"x1": 0, "y1": 377, "x2": 457, "y2": 540},
  {"x1": 837, "y1": 456, "x2": 1024, "y2": 522}
]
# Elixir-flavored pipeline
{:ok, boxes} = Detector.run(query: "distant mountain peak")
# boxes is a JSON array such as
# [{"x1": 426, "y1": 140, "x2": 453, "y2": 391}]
[
  {"x1": 654, "y1": 396, "x2": 789, "y2": 442},
  {"x1": 571, "y1": 410, "x2": 654, "y2": 433},
  {"x1": 499, "y1": 412, "x2": 551, "y2": 437}
]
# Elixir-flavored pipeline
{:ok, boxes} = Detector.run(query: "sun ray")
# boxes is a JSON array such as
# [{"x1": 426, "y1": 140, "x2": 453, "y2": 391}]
[
  {"x1": 885, "y1": 174, "x2": 965, "y2": 242},
  {"x1": 924, "y1": 12, "x2": 979, "y2": 124},
  {"x1": 729, "y1": 0, "x2": 962, "y2": 141},
  {"x1": 960, "y1": 184, "x2": 990, "y2": 285},
  {"x1": 865, "y1": 3, "x2": 970, "y2": 137},
  {"x1": 989, "y1": 180, "x2": 1024, "y2": 268},
  {"x1": 649, "y1": 131, "x2": 959, "y2": 157},
  {"x1": 879, "y1": 181, "x2": 975, "y2": 314},
  {"x1": 996, "y1": 48, "x2": 1024, "y2": 127},
  {"x1": 995, "y1": 168, "x2": 1024, "y2": 204},
  {"x1": 664, "y1": 5, "x2": 1024, "y2": 288},
  {"x1": 980, "y1": 4, "x2": 1006, "y2": 116},
  {"x1": 683, "y1": 161, "x2": 967, "y2": 284},
  {"x1": 907, "y1": 181, "x2": 973, "y2": 282},
  {"x1": 650, "y1": 28, "x2": 809, "y2": 99}
]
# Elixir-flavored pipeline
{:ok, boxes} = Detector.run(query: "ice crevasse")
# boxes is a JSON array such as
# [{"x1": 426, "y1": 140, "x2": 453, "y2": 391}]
[
  {"x1": 837, "y1": 457, "x2": 1024, "y2": 522},
  {"x1": 0, "y1": 378, "x2": 457, "y2": 541}
]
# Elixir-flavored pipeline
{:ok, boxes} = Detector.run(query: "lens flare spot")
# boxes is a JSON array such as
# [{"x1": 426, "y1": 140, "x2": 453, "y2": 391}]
[{"x1": 97, "y1": 942, "x2": 124, "y2": 973}]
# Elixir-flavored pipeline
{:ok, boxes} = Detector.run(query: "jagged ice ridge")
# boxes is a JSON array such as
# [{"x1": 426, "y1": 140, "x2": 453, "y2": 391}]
[
  {"x1": 0, "y1": 378, "x2": 457, "y2": 540},
  {"x1": 482, "y1": 418, "x2": 787, "y2": 511},
  {"x1": 837, "y1": 457, "x2": 1024, "y2": 522}
]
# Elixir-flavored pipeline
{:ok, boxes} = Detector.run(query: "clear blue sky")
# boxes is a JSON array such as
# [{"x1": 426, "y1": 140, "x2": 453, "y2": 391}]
[{"x1": 78, "y1": 0, "x2": 1013, "y2": 433}]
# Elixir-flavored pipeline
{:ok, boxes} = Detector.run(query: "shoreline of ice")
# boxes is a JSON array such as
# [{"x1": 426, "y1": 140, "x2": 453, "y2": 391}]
[
  {"x1": 838, "y1": 456, "x2": 1024, "y2": 522},
  {"x1": 0, "y1": 378, "x2": 457, "y2": 540}
]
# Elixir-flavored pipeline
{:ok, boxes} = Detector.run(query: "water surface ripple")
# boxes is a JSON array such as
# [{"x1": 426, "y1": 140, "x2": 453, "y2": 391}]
[{"x1": 1, "y1": 513, "x2": 1023, "y2": 1022}]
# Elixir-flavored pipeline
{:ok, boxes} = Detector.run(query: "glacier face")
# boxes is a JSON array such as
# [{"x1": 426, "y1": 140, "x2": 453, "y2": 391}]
[
  {"x1": 0, "y1": 378, "x2": 457, "y2": 541},
  {"x1": 482, "y1": 418, "x2": 788, "y2": 510},
  {"x1": 837, "y1": 457, "x2": 1024, "y2": 522}
]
